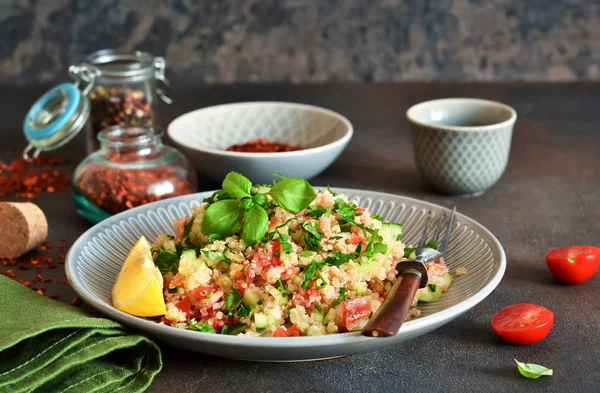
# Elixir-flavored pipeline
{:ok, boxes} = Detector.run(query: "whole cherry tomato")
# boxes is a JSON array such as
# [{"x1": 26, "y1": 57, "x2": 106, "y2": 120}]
[{"x1": 546, "y1": 245, "x2": 600, "y2": 284}]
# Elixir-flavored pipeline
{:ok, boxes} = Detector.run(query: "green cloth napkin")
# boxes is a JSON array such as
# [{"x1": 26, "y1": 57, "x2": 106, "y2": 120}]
[{"x1": 0, "y1": 276, "x2": 162, "y2": 393}]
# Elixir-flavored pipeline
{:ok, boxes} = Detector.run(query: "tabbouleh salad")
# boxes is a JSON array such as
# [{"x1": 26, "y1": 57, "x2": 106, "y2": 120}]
[{"x1": 152, "y1": 172, "x2": 453, "y2": 336}]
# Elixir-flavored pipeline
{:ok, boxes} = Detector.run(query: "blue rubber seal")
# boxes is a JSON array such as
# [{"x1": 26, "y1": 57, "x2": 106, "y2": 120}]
[{"x1": 23, "y1": 83, "x2": 81, "y2": 140}]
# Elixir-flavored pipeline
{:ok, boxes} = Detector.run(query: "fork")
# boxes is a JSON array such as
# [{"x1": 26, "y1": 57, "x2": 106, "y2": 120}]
[{"x1": 361, "y1": 207, "x2": 456, "y2": 337}]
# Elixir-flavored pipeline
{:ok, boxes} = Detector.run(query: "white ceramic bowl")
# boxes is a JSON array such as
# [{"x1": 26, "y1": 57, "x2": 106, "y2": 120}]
[
  {"x1": 66, "y1": 188, "x2": 506, "y2": 362},
  {"x1": 168, "y1": 102, "x2": 353, "y2": 184}
]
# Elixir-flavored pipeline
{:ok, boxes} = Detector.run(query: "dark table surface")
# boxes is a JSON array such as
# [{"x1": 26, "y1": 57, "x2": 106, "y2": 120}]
[{"x1": 1, "y1": 83, "x2": 599, "y2": 393}]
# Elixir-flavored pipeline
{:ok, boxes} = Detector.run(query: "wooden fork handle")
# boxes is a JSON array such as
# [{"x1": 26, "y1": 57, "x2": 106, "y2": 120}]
[{"x1": 361, "y1": 272, "x2": 421, "y2": 337}]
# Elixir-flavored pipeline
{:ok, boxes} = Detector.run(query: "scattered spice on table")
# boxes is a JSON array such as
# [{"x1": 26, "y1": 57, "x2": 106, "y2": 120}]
[
  {"x1": 226, "y1": 138, "x2": 303, "y2": 153},
  {"x1": 0, "y1": 154, "x2": 71, "y2": 199},
  {"x1": 71, "y1": 296, "x2": 81, "y2": 306}
]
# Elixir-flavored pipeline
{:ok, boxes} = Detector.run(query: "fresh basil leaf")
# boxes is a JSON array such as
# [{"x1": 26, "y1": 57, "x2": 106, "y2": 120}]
[
  {"x1": 222, "y1": 172, "x2": 252, "y2": 199},
  {"x1": 331, "y1": 288, "x2": 347, "y2": 307},
  {"x1": 515, "y1": 360, "x2": 553, "y2": 379},
  {"x1": 241, "y1": 205, "x2": 269, "y2": 246},
  {"x1": 203, "y1": 190, "x2": 231, "y2": 204},
  {"x1": 153, "y1": 247, "x2": 179, "y2": 275},
  {"x1": 240, "y1": 198, "x2": 255, "y2": 210},
  {"x1": 201, "y1": 200, "x2": 244, "y2": 238},
  {"x1": 188, "y1": 319, "x2": 216, "y2": 334},
  {"x1": 269, "y1": 178, "x2": 317, "y2": 214},
  {"x1": 252, "y1": 193, "x2": 269, "y2": 206},
  {"x1": 183, "y1": 216, "x2": 195, "y2": 239},
  {"x1": 276, "y1": 279, "x2": 291, "y2": 295}
]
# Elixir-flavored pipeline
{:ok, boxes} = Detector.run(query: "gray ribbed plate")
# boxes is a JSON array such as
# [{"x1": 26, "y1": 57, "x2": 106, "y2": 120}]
[{"x1": 66, "y1": 188, "x2": 505, "y2": 361}]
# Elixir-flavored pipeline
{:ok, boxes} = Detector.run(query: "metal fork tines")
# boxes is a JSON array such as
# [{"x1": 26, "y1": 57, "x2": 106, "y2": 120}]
[{"x1": 413, "y1": 206, "x2": 457, "y2": 264}]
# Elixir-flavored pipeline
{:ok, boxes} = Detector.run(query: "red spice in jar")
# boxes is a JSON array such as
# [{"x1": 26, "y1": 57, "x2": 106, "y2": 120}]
[
  {"x1": 76, "y1": 155, "x2": 195, "y2": 215},
  {"x1": 226, "y1": 139, "x2": 302, "y2": 153}
]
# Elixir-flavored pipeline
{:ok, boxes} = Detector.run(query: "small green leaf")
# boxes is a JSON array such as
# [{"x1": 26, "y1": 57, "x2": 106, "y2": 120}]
[
  {"x1": 188, "y1": 319, "x2": 216, "y2": 334},
  {"x1": 269, "y1": 178, "x2": 317, "y2": 213},
  {"x1": 201, "y1": 200, "x2": 244, "y2": 238},
  {"x1": 183, "y1": 216, "x2": 195, "y2": 239},
  {"x1": 332, "y1": 288, "x2": 347, "y2": 307},
  {"x1": 222, "y1": 172, "x2": 252, "y2": 199},
  {"x1": 202, "y1": 250, "x2": 224, "y2": 260},
  {"x1": 240, "y1": 198, "x2": 255, "y2": 210},
  {"x1": 428, "y1": 284, "x2": 437, "y2": 292},
  {"x1": 515, "y1": 360, "x2": 553, "y2": 379},
  {"x1": 153, "y1": 247, "x2": 179, "y2": 275},
  {"x1": 424, "y1": 240, "x2": 439, "y2": 250},
  {"x1": 241, "y1": 205, "x2": 269, "y2": 246},
  {"x1": 276, "y1": 279, "x2": 291, "y2": 295},
  {"x1": 314, "y1": 304, "x2": 324, "y2": 314},
  {"x1": 252, "y1": 193, "x2": 269, "y2": 206}
]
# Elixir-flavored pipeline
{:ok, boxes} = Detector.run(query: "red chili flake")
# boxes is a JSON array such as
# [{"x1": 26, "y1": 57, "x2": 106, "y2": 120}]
[
  {"x1": 40, "y1": 242, "x2": 52, "y2": 251},
  {"x1": 226, "y1": 138, "x2": 302, "y2": 153},
  {"x1": 0, "y1": 155, "x2": 70, "y2": 199},
  {"x1": 18, "y1": 263, "x2": 30, "y2": 270},
  {"x1": 58, "y1": 254, "x2": 65, "y2": 261},
  {"x1": 60, "y1": 237, "x2": 67, "y2": 242},
  {"x1": 58, "y1": 279, "x2": 69, "y2": 284},
  {"x1": 50, "y1": 295, "x2": 60, "y2": 300},
  {"x1": 2, "y1": 259, "x2": 17, "y2": 266},
  {"x1": 19, "y1": 279, "x2": 31, "y2": 287},
  {"x1": 36, "y1": 289, "x2": 44, "y2": 295},
  {"x1": 1, "y1": 270, "x2": 16, "y2": 278},
  {"x1": 71, "y1": 296, "x2": 81, "y2": 306}
]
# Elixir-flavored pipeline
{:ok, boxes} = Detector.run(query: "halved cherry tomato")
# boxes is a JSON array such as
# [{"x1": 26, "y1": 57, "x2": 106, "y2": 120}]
[
  {"x1": 491, "y1": 303, "x2": 554, "y2": 345},
  {"x1": 336, "y1": 297, "x2": 372, "y2": 330},
  {"x1": 174, "y1": 296, "x2": 192, "y2": 320},
  {"x1": 546, "y1": 245, "x2": 600, "y2": 284}
]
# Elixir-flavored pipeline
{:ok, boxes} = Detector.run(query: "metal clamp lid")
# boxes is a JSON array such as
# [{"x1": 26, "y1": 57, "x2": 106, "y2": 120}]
[{"x1": 22, "y1": 80, "x2": 93, "y2": 160}]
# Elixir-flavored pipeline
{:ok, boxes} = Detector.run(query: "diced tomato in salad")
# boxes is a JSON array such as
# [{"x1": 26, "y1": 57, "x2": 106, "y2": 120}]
[
  {"x1": 175, "y1": 296, "x2": 192, "y2": 320},
  {"x1": 192, "y1": 285, "x2": 217, "y2": 303},
  {"x1": 273, "y1": 325, "x2": 303, "y2": 337},
  {"x1": 336, "y1": 297, "x2": 372, "y2": 330}
]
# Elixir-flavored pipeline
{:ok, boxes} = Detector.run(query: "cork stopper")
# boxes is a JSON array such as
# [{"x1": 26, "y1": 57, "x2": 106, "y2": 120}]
[{"x1": 0, "y1": 202, "x2": 48, "y2": 259}]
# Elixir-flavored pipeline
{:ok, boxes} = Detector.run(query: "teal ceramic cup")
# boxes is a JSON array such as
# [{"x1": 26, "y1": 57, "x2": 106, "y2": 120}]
[{"x1": 407, "y1": 98, "x2": 517, "y2": 195}]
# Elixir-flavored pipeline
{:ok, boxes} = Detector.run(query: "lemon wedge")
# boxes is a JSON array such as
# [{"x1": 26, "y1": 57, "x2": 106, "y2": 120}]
[{"x1": 112, "y1": 235, "x2": 167, "y2": 317}]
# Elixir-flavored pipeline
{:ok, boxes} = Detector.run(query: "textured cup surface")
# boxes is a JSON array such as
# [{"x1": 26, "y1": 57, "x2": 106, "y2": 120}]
[{"x1": 407, "y1": 98, "x2": 516, "y2": 195}]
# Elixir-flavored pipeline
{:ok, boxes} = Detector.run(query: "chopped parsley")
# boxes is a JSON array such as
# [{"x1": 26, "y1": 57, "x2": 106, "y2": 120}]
[
  {"x1": 428, "y1": 284, "x2": 437, "y2": 293},
  {"x1": 372, "y1": 214, "x2": 384, "y2": 221},
  {"x1": 168, "y1": 287, "x2": 178, "y2": 294},
  {"x1": 302, "y1": 222, "x2": 323, "y2": 251},
  {"x1": 301, "y1": 261, "x2": 326, "y2": 289},
  {"x1": 306, "y1": 205, "x2": 331, "y2": 218},
  {"x1": 183, "y1": 216, "x2": 195, "y2": 239},
  {"x1": 153, "y1": 247, "x2": 179, "y2": 275},
  {"x1": 327, "y1": 185, "x2": 338, "y2": 196},
  {"x1": 276, "y1": 279, "x2": 292, "y2": 295},
  {"x1": 332, "y1": 288, "x2": 347, "y2": 307},
  {"x1": 403, "y1": 247, "x2": 416, "y2": 259},
  {"x1": 301, "y1": 250, "x2": 314, "y2": 257},
  {"x1": 187, "y1": 319, "x2": 216, "y2": 334},
  {"x1": 363, "y1": 229, "x2": 388, "y2": 259},
  {"x1": 314, "y1": 304, "x2": 324, "y2": 314},
  {"x1": 202, "y1": 250, "x2": 224, "y2": 260},
  {"x1": 224, "y1": 288, "x2": 243, "y2": 316},
  {"x1": 424, "y1": 240, "x2": 439, "y2": 250},
  {"x1": 237, "y1": 303, "x2": 254, "y2": 318}
]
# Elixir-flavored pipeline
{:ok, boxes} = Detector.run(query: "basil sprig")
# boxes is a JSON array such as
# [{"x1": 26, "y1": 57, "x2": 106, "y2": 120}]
[
  {"x1": 515, "y1": 360, "x2": 553, "y2": 379},
  {"x1": 201, "y1": 172, "x2": 317, "y2": 246}
]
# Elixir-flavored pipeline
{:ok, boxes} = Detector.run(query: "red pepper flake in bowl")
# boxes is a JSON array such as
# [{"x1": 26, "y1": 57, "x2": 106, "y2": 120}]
[{"x1": 226, "y1": 139, "x2": 302, "y2": 153}]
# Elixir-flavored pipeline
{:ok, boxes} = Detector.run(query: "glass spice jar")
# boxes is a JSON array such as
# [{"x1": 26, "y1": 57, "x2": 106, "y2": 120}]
[
  {"x1": 69, "y1": 50, "x2": 172, "y2": 151},
  {"x1": 72, "y1": 126, "x2": 197, "y2": 224}
]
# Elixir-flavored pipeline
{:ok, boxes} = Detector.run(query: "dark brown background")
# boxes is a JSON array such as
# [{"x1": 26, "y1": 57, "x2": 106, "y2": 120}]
[{"x1": 1, "y1": 82, "x2": 600, "y2": 392}]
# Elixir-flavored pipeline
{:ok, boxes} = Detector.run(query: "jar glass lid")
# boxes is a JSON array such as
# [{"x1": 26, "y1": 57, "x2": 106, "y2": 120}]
[{"x1": 22, "y1": 83, "x2": 90, "y2": 159}]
